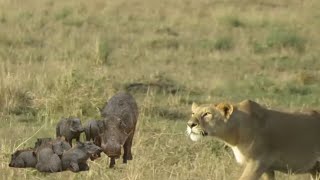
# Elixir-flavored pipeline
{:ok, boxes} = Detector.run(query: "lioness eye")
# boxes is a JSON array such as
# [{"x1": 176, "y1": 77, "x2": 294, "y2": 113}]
[{"x1": 202, "y1": 112, "x2": 210, "y2": 118}]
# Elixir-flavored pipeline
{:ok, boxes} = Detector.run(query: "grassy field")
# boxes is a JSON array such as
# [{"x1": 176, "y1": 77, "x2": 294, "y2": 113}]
[{"x1": 0, "y1": 0, "x2": 320, "y2": 179}]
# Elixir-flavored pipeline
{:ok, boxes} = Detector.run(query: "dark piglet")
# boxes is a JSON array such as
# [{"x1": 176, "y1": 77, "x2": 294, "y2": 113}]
[
  {"x1": 9, "y1": 148, "x2": 37, "y2": 168},
  {"x1": 35, "y1": 137, "x2": 71, "y2": 172},
  {"x1": 84, "y1": 120, "x2": 104, "y2": 160},
  {"x1": 84, "y1": 120, "x2": 104, "y2": 141},
  {"x1": 9, "y1": 137, "x2": 54, "y2": 168},
  {"x1": 97, "y1": 92, "x2": 138, "y2": 168},
  {"x1": 61, "y1": 141, "x2": 102, "y2": 172},
  {"x1": 56, "y1": 117, "x2": 84, "y2": 146}
]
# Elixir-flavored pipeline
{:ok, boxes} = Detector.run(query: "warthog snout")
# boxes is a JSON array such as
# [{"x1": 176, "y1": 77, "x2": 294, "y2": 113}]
[
  {"x1": 78, "y1": 127, "x2": 84, "y2": 132},
  {"x1": 97, "y1": 147, "x2": 102, "y2": 152},
  {"x1": 101, "y1": 143, "x2": 121, "y2": 158},
  {"x1": 71, "y1": 127, "x2": 84, "y2": 133}
]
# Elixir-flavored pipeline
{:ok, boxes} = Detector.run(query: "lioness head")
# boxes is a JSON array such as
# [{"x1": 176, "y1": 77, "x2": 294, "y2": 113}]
[{"x1": 186, "y1": 102, "x2": 234, "y2": 141}]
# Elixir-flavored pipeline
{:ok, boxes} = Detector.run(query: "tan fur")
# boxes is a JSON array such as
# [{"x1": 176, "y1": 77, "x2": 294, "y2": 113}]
[{"x1": 187, "y1": 100, "x2": 320, "y2": 180}]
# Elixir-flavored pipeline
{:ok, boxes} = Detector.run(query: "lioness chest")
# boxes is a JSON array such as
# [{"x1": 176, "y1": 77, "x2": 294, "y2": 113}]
[{"x1": 230, "y1": 146, "x2": 246, "y2": 165}]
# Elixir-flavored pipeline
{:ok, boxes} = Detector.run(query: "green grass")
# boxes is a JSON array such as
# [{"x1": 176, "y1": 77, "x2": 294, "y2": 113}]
[
  {"x1": 221, "y1": 15, "x2": 246, "y2": 28},
  {"x1": 1, "y1": 0, "x2": 320, "y2": 179},
  {"x1": 55, "y1": 7, "x2": 73, "y2": 20},
  {"x1": 213, "y1": 36, "x2": 234, "y2": 51},
  {"x1": 266, "y1": 28, "x2": 306, "y2": 52},
  {"x1": 96, "y1": 36, "x2": 113, "y2": 65},
  {"x1": 199, "y1": 36, "x2": 234, "y2": 51}
]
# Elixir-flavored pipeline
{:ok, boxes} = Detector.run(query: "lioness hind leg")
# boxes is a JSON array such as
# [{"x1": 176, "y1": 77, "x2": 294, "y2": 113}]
[
  {"x1": 262, "y1": 170, "x2": 275, "y2": 180},
  {"x1": 310, "y1": 163, "x2": 320, "y2": 180},
  {"x1": 311, "y1": 172, "x2": 320, "y2": 180}
]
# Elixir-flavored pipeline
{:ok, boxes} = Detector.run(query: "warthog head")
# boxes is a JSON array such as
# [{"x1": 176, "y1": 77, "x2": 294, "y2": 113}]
[{"x1": 96, "y1": 116, "x2": 133, "y2": 158}]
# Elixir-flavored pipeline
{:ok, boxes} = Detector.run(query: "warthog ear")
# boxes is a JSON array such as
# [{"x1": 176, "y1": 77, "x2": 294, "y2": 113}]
[
  {"x1": 192, "y1": 102, "x2": 198, "y2": 112},
  {"x1": 215, "y1": 103, "x2": 234, "y2": 120}
]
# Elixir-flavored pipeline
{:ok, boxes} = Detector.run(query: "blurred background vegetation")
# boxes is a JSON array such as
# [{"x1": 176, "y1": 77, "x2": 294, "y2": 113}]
[{"x1": 0, "y1": 0, "x2": 319, "y2": 179}]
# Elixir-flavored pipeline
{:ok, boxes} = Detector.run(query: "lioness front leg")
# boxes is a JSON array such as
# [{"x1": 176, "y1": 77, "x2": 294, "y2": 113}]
[
  {"x1": 239, "y1": 160, "x2": 269, "y2": 180},
  {"x1": 310, "y1": 164, "x2": 320, "y2": 180}
]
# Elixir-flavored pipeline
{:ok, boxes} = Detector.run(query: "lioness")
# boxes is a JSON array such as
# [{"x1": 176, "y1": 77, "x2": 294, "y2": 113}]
[{"x1": 187, "y1": 100, "x2": 320, "y2": 180}]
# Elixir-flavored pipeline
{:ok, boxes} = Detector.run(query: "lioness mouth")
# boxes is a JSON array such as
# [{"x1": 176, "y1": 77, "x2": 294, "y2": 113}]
[{"x1": 201, "y1": 131, "x2": 208, "y2": 136}]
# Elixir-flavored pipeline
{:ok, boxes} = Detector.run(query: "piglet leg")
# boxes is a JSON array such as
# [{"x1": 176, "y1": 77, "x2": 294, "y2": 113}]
[
  {"x1": 79, "y1": 162, "x2": 89, "y2": 171},
  {"x1": 109, "y1": 157, "x2": 116, "y2": 168},
  {"x1": 69, "y1": 162, "x2": 80, "y2": 172}
]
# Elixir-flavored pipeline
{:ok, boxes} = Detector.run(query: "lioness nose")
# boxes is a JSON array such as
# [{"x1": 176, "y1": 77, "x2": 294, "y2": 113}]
[{"x1": 187, "y1": 121, "x2": 197, "y2": 128}]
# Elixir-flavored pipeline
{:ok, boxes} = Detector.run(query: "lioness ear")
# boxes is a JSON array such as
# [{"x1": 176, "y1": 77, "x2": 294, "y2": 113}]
[
  {"x1": 215, "y1": 103, "x2": 234, "y2": 120},
  {"x1": 192, "y1": 102, "x2": 198, "y2": 112}
]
